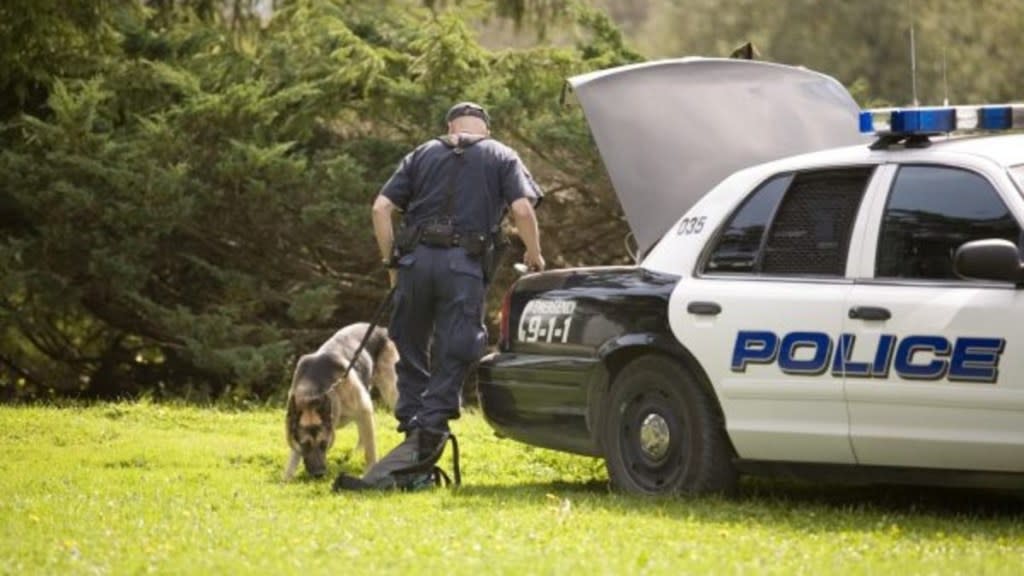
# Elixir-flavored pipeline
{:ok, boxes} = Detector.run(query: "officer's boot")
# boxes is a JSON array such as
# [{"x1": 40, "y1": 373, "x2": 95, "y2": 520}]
[{"x1": 332, "y1": 428, "x2": 451, "y2": 492}]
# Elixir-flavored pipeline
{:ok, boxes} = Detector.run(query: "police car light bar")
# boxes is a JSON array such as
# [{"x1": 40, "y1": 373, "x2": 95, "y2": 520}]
[{"x1": 859, "y1": 104, "x2": 1024, "y2": 136}]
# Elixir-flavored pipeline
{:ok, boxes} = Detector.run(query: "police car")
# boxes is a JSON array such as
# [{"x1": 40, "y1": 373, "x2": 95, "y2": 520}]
[{"x1": 477, "y1": 58, "x2": 1024, "y2": 495}]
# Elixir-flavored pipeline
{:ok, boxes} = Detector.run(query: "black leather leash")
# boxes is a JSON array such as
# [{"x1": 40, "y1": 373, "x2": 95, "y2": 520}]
[{"x1": 336, "y1": 283, "x2": 398, "y2": 383}]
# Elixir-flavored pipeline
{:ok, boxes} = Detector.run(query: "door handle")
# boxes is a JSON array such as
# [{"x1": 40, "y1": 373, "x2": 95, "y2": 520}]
[
  {"x1": 848, "y1": 306, "x2": 891, "y2": 321},
  {"x1": 687, "y1": 301, "x2": 722, "y2": 316}
]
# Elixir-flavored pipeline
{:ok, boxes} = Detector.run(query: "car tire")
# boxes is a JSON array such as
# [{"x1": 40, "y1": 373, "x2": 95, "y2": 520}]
[{"x1": 603, "y1": 355, "x2": 736, "y2": 495}]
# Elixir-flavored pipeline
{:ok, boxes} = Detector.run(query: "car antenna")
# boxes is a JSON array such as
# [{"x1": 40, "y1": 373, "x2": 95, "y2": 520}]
[
  {"x1": 908, "y1": 0, "x2": 919, "y2": 106},
  {"x1": 942, "y1": 47, "x2": 949, "y2": 106}
]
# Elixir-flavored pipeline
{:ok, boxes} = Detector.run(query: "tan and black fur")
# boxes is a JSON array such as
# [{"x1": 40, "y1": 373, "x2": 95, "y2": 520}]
[{"x1": 284, "y1": 323, "x2": 399, "y2": 480}]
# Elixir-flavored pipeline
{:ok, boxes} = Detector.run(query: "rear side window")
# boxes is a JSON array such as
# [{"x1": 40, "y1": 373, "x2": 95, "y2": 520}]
[
  {"x1": 705, "y1": 167, "x2": 873, "y2": 276},
  {"x1": 705, "y1": 174, "x2": 790, "y2": 273},
  {"x1": 876, "y1": 165, "x2": 1021, "y2": 280}
]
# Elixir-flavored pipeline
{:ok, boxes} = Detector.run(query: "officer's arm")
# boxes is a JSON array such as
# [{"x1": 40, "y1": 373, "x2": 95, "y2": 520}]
[
  {"x1": 510, "y1": 197, "x2": 545, "y2": 271},
  {"x1": 372, "y1": 195, "x2": 396, "y2": 264}
]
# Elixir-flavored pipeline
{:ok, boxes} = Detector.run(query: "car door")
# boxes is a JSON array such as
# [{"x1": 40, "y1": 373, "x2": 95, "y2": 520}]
[
  {"x1": 671, "y1": 166, "x2": 875, "y2": 464},
  {"x1": 844, "y1": 162, "x2": 1024, "y2": 472}
]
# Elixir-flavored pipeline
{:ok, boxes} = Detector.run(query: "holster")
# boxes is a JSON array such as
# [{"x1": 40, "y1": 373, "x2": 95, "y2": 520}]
[
  {"x1": 460, "y1": 232, "x2": 488, "y2": 257},
  {"x1": 393, "y1": 222, "x2": 421, "y2": 260},
  {"x1": 481, "y1": 229, "x2": 509, "y2": 284}
]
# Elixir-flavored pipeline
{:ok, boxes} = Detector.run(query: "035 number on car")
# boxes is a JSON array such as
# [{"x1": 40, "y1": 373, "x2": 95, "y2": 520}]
[{"x1": 676, "y1": 215, "x2": 707, "y2": 235}]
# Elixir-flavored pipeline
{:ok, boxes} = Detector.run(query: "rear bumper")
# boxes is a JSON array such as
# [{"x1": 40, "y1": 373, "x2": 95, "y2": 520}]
[{"x1": 477, "y1": 352, "x2": 603, "y2": 457}]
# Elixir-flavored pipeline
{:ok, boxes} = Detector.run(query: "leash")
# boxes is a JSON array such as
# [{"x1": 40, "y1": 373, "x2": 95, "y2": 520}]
[{"x1": 334, "y1": 284, "x2": 398, "y2": 386}]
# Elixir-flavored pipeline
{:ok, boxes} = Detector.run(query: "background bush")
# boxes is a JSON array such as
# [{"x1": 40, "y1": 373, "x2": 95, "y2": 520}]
[{"x1": 0, "y1": 0, "x2": 636, "y2": 401}]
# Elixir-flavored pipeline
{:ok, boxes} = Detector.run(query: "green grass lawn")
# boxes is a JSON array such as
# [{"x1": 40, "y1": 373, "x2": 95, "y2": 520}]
[{"x1": 1, "y1": 402, "x2": 1022, "y2": 575}]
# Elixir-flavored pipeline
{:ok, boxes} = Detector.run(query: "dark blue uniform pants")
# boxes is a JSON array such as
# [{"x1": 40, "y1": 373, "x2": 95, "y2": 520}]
[{"x1": 389, "y1": 244, "x2": 486, "y2": 434}]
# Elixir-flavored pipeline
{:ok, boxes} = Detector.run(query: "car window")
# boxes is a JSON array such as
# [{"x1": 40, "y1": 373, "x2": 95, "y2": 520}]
[
  {"x1": 876, "y1": 165, "x2": 1021, "y2": 280},
  {"x1": 705, "y1": 168, "x2": 873, "y2": 276},
  {"x1": 704, "y1": 174, "x2": 790, "y2": 273}
]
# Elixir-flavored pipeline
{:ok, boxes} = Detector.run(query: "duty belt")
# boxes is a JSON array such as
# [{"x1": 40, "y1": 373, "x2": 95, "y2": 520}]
[
  {"x1": 420, "y1": 234, "x2": 467, "y2": 248},
  {"x1": 419, "y1": 226, "x2": 461, "y2": 247},
  {"x1": 418, "y1": 223, "x2": 488, "y2": 256}
]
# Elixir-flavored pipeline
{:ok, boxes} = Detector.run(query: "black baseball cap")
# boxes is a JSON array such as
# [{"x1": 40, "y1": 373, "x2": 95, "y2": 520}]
[{"x1": 446, "y1": 101, "x2": 490, "y2": 126}]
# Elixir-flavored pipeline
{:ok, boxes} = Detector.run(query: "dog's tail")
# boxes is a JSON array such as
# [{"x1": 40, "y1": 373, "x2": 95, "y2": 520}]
[{"x1": 359, "y1": 323, "x2": 392, "y2": 362}]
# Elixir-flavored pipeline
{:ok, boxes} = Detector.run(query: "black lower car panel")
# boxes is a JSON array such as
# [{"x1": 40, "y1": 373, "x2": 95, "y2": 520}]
[{"x1": 478, "y1": 353, "x2": 602, "y2": 456}]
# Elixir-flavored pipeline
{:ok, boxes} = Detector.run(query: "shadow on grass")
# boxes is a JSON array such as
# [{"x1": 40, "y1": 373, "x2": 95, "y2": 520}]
[
  {"x1": 738, "y1": 479, "x2": 1024, "y2": 518},
  {"x1": 275, "y1": 443, "x2": 1024, "y2": 523},
  {"x1": 451, "y1": 477, "x2": 1024, "y2": 521}
]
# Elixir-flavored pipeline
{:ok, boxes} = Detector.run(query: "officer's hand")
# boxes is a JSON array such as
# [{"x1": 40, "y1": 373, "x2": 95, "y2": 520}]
[
  {"x1": 388, "y1": 269, "x2": 397, "y2": 288},
  {"x1": 524, "y1": 250, "x2": 545, "y2": 272}
]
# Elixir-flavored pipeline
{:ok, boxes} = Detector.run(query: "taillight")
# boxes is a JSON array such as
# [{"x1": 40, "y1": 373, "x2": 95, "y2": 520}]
[{"x1": 498, "y1": 285, "x2": 513, "y2": 349}]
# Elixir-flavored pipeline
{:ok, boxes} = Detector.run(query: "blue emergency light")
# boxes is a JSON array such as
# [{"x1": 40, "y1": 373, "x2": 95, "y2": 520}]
[
  {"x1": 860, "y1": 103, "x2": 1019, "y2": 146},
  {"x1": 859, "y1": 107, "x2": 957, "y2": 136},
  {"x1": 977, "y1": 106, "x2": 1024, "y2": 130},
  {"x1": 860, "y1": 104, "x2": 1024, "y2": 136}
]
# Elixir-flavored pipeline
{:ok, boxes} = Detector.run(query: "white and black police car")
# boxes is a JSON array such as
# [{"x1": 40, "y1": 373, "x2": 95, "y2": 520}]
[{"x1": 477, "y1": 58, "x2": 1024, "y2": 495}]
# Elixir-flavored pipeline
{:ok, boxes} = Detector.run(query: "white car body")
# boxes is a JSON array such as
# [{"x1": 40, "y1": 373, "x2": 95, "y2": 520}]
[{"x1": 645, "y1": 135, "x2": 1024, "y2": 472}]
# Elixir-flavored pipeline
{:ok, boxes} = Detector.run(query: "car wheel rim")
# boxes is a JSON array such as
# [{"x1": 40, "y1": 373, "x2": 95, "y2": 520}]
[
  {"x1": 639, "y1": 413, "x2": 671, "y2": 461},
  {"x1": 619, "y1": 388, "x2": 686, "y2": 491}
]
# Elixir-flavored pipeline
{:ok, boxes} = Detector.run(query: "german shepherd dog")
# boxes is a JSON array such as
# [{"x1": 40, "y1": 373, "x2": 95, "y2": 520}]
[{"x1": 284, "y1": 323, "x2": 399, "y2": 480}]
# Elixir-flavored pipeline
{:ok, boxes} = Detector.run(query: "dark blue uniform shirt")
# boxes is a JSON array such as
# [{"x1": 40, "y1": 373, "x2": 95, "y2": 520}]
[{"x1": 380, "y1": 135, "x2": 542, "y2": 234}]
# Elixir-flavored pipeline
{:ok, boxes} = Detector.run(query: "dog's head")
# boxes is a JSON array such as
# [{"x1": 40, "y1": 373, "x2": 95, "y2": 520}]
[
  {"x1": 286, "y1": 353, "x2": 341, "y2": 478},
  {"x1": 286, "y1": 393, "x2": 336, "y2": 478}
]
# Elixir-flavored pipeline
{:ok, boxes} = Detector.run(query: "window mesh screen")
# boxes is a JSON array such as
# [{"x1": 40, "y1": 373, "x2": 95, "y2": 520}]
[{"x1": 760, "y1": 168, "x2": 872, "y2": 276}]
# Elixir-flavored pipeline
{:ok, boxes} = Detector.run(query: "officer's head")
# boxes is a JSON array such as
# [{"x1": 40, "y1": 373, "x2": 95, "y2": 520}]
[{"x1": 446, "y1": 101, "x2": 490, "y2": 136}]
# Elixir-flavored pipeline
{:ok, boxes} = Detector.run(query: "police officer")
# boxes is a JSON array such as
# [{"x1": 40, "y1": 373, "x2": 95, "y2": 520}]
[{"x1": 334, "y1": 101, "x2": 544, "y2": 491}]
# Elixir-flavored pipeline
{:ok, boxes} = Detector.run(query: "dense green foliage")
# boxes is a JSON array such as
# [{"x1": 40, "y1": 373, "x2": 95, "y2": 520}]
[
  {"x1": 0, "y1": 1, "x2": 636, "y2": 400},
  {"x1": 3, "y1": 0, "x2": 1023, "y2": 401},
  {"x1": 1, "y1": 403, "x2": 1022, "y2": 574}
]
